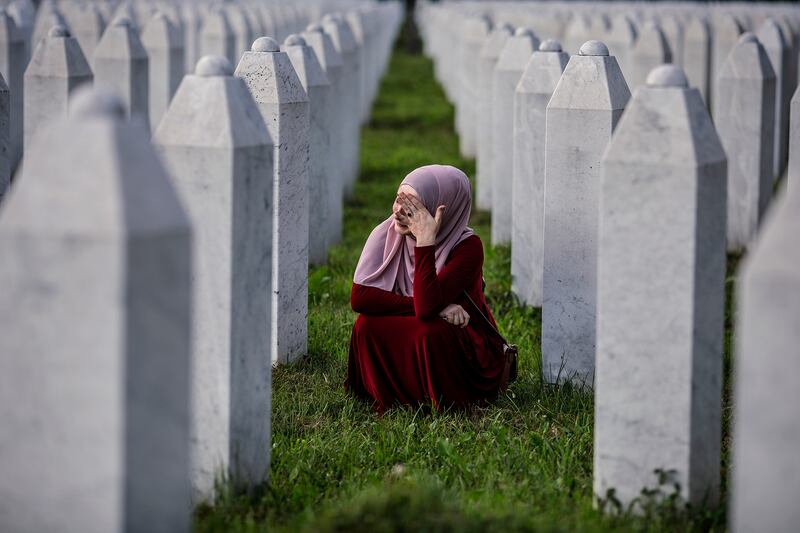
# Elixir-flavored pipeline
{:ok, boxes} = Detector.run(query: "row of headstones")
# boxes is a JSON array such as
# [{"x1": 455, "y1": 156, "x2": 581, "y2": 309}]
[
  {"x1": 417, "y1": 1, "x2": 799, "y2": 529},
  {"x1": 0, "y1": 1, "x2": 404, "y2": 531}
]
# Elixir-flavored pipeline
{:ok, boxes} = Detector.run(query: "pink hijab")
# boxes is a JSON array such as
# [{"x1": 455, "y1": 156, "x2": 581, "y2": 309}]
[{"x1": 353, "y1": 165, "x2": 475, "y2": 296}]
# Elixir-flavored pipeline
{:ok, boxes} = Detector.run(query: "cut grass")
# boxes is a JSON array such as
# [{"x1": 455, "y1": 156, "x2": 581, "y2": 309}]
[{"x1": 194, "y1": 22, "x2": 734, "y2": 532}]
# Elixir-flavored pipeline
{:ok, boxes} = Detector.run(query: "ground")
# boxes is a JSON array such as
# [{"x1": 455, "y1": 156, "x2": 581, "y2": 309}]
[{"x1": 194, "y1": 25, "x2": 735, "y2": 532}]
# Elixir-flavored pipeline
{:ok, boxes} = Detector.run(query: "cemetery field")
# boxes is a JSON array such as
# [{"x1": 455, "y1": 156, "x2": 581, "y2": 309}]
[{"x1": 195, "y1": 32, "x2": 735, "y2": 533}]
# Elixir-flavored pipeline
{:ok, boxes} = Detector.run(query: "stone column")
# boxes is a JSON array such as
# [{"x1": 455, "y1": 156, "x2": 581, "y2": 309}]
[
  {"x1": 180, "y1": 1, "x2": 202, "y2": 75},
  {"x1": 62, "y1": 2, "x2": 104, "y2": 63},
  {"x1": 684, "y1": 15, "x2": 711, "y2": 106},
  {"x1": 711, "y1": 14, "x2": 743, "y2": 118},
  {"x1": 790, "y1": 86, "x2": 800, "y2": 187},
  {"x1": 7, "y1": 0, "x2": 34, "y2": 64},
  {"x1": 303, "y1": 23, "x2": 345, "y2": 247},
  {"x1": 716, "y1": 33, "x2": 776, "y2": 252},
  {"x1": 605, "y1": 14, "x2": 637, "y2": 80},
  {"x1": 542, "y1": 40, "x2": 630, "y2": 386},
  {"x1": 0, "y1": 73, "x2": 7, "y2": 199},
  {"x1": 200, "y1": 7, "x2": 235, "y2": 66},
  {"x1": 756, "y1": 19, "x2": 790, "y2": 181},
  {"x1": 23, "y1": 25, "x2": 92, "y2": 157},
  {"x1": 235, "y1": 37, "x2": 309, "y2": 365},
  {"x1": 283, "y1": 34, "x2": 332, "y2": 266},
  {"x1": 93, "y1": 16, "x2": 149, "y2": 130},
  {"x1": 0, "y1": 9, "x2": 24, "y2": 170},
  {"x1": 457, "y1": 15, "x2": 491, "y2": 159},
  {"x1": 345, "y1": 9, "x2": 370, "y2": 125},
  {"x1": 0, "y1": 86, "x2": 191, "y2": 533},
  {"x1": 142, "y1": 11, "x2": 185, "y2": 133},
  {"x1": 224, "y1": 2, "x2": 253, "y2": 61},
  {"x1": 595, "y1": 64, "x2": 726, "y2": 509},
  {"x1": 154, "y1": 55, "x2": 273, "y2": 502},
  {"x1": 563, "y1": 15, "x2": 594, "y2": 56},
  {"x1": 660, "y1": 15, "x2": 684, "y2": 66},
  {"x1": 475, "y1": 23, "x2": 512, "y2": 211},
  {"x1": 322, "y1": 14, "x2": 360, "y2": 196},
  {"x1": 511, "y1": 39, "x2": 568, "y2": 308},
  {"x1": 491, "y1": 27, "x2": 538, "y2": 245},
  {"x1": 630, "y1": 22, "x2": 671, "y2": 89},
  {"x1": 730, "y1": 185, "x2": 800, "y2": 533}
]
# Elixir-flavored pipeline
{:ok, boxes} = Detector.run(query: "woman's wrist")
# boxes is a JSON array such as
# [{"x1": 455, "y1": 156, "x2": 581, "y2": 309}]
[{"x1": 415, "y1": 234, "x2": 436, "y2": 247}]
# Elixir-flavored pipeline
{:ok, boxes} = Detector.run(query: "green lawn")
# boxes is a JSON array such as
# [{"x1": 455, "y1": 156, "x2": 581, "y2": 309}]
[{"x1": 194, "y1": 24, "x2": 733, "y2": 532}]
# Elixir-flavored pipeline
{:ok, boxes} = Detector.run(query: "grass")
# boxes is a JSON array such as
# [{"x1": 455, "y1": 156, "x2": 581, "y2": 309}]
[{"x1": 194, "y1": 22, "x2": 735, "y2": 532}]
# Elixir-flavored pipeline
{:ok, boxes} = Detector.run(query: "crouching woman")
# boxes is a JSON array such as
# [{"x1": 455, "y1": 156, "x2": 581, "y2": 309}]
[{"x1": 345, "y1": 164, "x2": 507, "y2": 412}]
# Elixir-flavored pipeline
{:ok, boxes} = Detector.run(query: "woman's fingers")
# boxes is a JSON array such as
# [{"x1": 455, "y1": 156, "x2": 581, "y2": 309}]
[{"x1": 461, "y1": 311, "x2": 470, "y2": 328}]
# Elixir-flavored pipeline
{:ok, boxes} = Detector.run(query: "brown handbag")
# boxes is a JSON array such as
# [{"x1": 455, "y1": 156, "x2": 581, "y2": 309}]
[{"x1": 461, "y1": 290, "x2": 519, "y2": 391}]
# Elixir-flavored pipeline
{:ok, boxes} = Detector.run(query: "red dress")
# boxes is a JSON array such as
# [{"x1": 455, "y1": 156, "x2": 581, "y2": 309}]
[{"x1": 345, "y1": 235, "x2": 506, "y2": 412}]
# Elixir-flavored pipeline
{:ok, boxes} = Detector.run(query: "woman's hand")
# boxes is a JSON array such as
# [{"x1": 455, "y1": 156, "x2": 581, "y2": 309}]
[
  {"x1": 439, "y1": 303, "x2": 469, "y2": 328},
  {"x1": 395, "y1": 191, "x2": 445, "y2": 247}
]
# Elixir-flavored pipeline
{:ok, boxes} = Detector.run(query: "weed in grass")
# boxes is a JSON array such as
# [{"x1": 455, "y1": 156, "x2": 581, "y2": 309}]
[{"x1": 193, "y1": 21, "x2": 733, "y2": 533}]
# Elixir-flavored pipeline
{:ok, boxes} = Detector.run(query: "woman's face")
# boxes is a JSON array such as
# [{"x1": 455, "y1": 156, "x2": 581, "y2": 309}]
[{"x1": 392, "y1": 184, "x2": 418, "y2": 236}]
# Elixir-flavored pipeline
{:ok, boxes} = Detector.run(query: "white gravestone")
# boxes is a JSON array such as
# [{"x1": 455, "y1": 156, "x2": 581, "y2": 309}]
[
  {"x1": 283, "y1": 34, "x2": 332, "y2": 266},
  {"x1": 23, "y1": 25, "x2": 92, "y2": 157},
  {"x1": 790, "y1": 86, "x2": 800, "y2": 187},
  {"x1": 154, "y1": 55, "x2": 273, "y2": 501},
  {"x1": 475, "y1": 23, "x2": 512, "y2": 211},
  {"x1": 711, "y1": 14, "x2": 743, "y2": 118},
  {"x1": 595, "y1": 65, "x2": 727, "y2": 509},
  {"x1": 93, "y1": 16, "x2": 149, "y2": 130},
  {"x1": 180, "y1": 1, "x2": 201, "y2": 75},
  {"x1": 630, "y1": 22, "x2": 671, "y2": 89},
  {"x1": 684, "y1": 16, "x2": 712, "y2": 106},
  {"x1": 660, "y1": 15, "x2": 684, "y2": 66},
  {"x1": 457, "y1": 16, "x2": 490, "y2": 159},
  {"x1": 303, "y1": 23, "x2": 344, "y2": 247},
  {"x1": 731, "y1": 185, "x2": 800, "y2": 533},
  {"x1": 0, "y1": 87, "x2": 192, "y2": 533},
  {"x1": 511, "y1": 39, "x2": 568, "y2": 307},
  {"x1": 756, "y1": 19, "x2": 791, "y2": 181},
  {"x1": 63, "y1": 2, "x2": 104, "y2": 63},
  {"x1": 605, "y1": 14, "x2": 637, "y2": 79},
  {"x1": 0, "y1": 9, "x2": 24, "y2": 170},
  {"x1": 491, "y1": 27, "x2": 538, "y2": 245},
  {"x1": 142, "y1": 11, "x2": 185, "y2": 133},
  {"x1": 322, "y1": 14, "x2": 360, "y2": 196},
  {"x1": 236, "y1": 37, "x2": 310, "y2": 365},
  {"x1": 7, "y1": 0, "x2": 34, "y2": 64},
  {"x1": 224, "y1": 2, "x2": 253, "y2": 59},
  {"x1": 542, "y1": 40, "x2": 630, "y2": 386},
  {"x1": 716, "y1": 33, "x2": 776, "y2": 252},
  {"x1": 201, "y1": 7, "x2": 235, "y2": 66},
  {"x1": 0, "y1": 73, "x2": 7, "y2": 199}
]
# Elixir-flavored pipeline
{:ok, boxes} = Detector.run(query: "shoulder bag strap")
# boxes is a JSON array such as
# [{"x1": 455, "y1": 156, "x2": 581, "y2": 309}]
[{"x1": 461, "y1": 289, "x2": 509, "y2": 346}]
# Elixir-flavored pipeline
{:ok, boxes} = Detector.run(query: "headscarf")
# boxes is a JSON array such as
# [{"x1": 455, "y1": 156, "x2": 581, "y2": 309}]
[{"x1": 353, "y1": 164, "x2": 475, "y2": 296}]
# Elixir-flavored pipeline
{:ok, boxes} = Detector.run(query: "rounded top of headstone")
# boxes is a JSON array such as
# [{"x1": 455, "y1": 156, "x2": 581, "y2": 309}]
[
  {"x1": 251, "y1": 36, "x2": 279, "y2": 52},
  {"x1": 579, "y1": 40, "x2": 609, "y2": 56},
  {"x1": 539, "y1": 39, "x2": 562, "y2": 52},
  {"x1": 112, "y1": 15, "x2": 133, "y2": 28},
  {"x1": 514, "y1": 27, "x2": 533, "y2": 38},
  {"x1": 69, "y1": 86, "x2": 125, "y2": 120},
  {"x1": 48, "y1": 24, "x2": 69, "y2": 38},
  {"x1": 738, "y1": 32, "x2": 758, "y2": 45},
  {"x1": 195, "y1": 55, "x2": 233, "y2": 77},
  {"x1": 645, "y1": 64, "x2": 688, "y2": 87},
  {"x1": 284, "y1": 34, "x2": 306, "y2": 47},
  {"x1": 306, "y1": 23, "x2": 323, "y2": 33}
]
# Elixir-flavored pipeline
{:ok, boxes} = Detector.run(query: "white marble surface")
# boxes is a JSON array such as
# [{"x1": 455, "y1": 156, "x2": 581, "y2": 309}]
[
  {"x1": 236, "y1": 38, "x2": 310, "y2": 366},
  {"x1": 731, "y1": 186, "x2": 800, "y2": 533},
  {"x1": 457, "y1": 16, "x2": 490, "y2": 159},
  {"x1": 595, "y1": 65, "x2": 726, "y2": 508},
  {"x1": 491, "y1": 27, "x2": 538, "y2": 245},
  {"x1": 141, "y1": 11, "x2": 184, "y2": 134},
  {"x1": 710, "y1": 14, "x2": 743, "y2": 118},
  {"x1": 154, "y1": 55, "x2": 273, "y2": 502},
  {"x1": 683, "y1": 16, "x2": 711, "y2": 106},
  {"x1": 23, "y1": 25, "x2": 92, "y2": 159},
  {"x1": 283, "y1": 35, "x2": 332, "y2": 266},
  {"x1": 0, "y1": 87, "x2": 191, "y2": 533},
  {"x1": 716, "y1": 33, "x2": 775, "y2": 252},
  {"x1": 630, "y1": 22, "x2": 671, "y2": 89},
  {"x1": 756, "y1": 18, "x2": 790, "y2": 181},
  {"x1": 475, "y1": 24, "x2": 511, "y2": 211},
  {"x1": 542, "y1": 41, "x2": 630, "y2": 386},
  {"x1": 511, "y1": 40, "x2": 568, "y2": 307},
  {"x1": 93, "y1": 17, "x2": 149, "y2": 130},
  {"x1": 790, "y1": 86, "x2": 800, "y2": 188},
  {"x1": 200, "y1": 8, "x2": 235, "y2": 66}
]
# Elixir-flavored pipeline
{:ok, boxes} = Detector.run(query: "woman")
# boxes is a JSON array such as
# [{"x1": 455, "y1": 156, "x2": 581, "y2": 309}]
[{"x1": 345, "y1": 164, "x2": 507, "y2": 412}]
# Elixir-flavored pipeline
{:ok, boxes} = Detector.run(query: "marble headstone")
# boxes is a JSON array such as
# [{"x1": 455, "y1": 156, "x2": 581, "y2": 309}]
[{"x1": 142, "y1": 11, "x2": 185, "y2": 133}]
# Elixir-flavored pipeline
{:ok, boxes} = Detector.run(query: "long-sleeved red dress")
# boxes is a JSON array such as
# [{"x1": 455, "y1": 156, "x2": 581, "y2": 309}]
[{"x1": 345, "y1": 235, "x2": 506, "y2": 412}]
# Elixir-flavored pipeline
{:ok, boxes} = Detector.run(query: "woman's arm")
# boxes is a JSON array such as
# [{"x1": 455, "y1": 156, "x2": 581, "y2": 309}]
[
  {"x1": 413, "y1": 236, "x2": 483, "y2": 319},
  {"x1": 351, "y1": 283, "x2": 415, "y2": 316}
]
